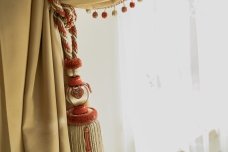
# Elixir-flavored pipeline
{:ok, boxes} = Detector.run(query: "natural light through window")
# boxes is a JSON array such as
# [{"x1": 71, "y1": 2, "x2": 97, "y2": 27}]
[{"x1": 118, "y1": 0, "x2": 228, "y2": 151}]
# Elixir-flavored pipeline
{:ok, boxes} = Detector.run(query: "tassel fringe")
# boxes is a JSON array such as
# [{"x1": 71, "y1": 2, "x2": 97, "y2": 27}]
[{"x1": 68, "y1": 120, "x2": 104, "y2": 152}]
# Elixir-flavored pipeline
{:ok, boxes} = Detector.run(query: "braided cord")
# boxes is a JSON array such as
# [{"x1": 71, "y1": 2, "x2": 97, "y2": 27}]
[
  {"x1": 48, "y1": 2, "x2": 104, "y2": 151},
  {"x1": 48, "y1": 0, "x2": 91, "y2": 106}
]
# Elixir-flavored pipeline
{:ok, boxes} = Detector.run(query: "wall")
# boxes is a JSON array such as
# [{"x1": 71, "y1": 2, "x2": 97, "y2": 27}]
[{"x1": 76, "y1": 9, "x2": 124, "y2": 152}]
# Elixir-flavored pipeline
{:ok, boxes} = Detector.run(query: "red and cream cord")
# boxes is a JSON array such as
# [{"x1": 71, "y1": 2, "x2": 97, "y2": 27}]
[{"x1": 48, "y1": 0, "x2": 92, "y2": 109}]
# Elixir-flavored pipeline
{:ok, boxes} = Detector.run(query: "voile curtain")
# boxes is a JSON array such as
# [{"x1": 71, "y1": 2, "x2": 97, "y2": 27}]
[
  {"x1": 0, "y1": 0, "x2": 120, "y2": 151},
  {"x1": 118, "y1": 0, "x2": 228, "y2": 151},
  {"x1": 181, "y1": 129, "x2": 228, "y2": 152}
]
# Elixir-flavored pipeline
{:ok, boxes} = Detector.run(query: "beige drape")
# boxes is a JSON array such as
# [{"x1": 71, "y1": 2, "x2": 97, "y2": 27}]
[
  {"x1": 0, "y1": 0, "x2": 71, "y2": 151},
  {"x1": 0, "y1": 0, "x2": 120, "y2": 151}
]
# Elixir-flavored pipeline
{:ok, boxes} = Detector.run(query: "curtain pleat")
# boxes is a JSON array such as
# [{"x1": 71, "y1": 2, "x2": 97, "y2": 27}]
[
  {"x1": 189, "y1": 0, "x2": 200, "y2": 90},
  {"x1": 0, "y1": 39, "x2": 11, "y2": 152},
  {"x1": 0, "y1": 0, "x2": 71, "y2": 151}
]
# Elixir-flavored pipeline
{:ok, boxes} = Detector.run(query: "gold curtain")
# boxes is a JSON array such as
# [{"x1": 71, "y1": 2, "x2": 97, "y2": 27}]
[
  {"x1": 0, "y1": 0, "x2": 120, "y2": 151},
  {"x1": 0, "y1": 0, "x2": 71, "y2": 151}
]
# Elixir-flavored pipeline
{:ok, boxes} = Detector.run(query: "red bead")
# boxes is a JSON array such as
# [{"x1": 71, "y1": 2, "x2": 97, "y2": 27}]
[
  {"x1": 102, "y1": 11, "x2": 108, "y2": 18},
  {"x1": 92, "y1": 11, "x2": 98, "y2": 18},
  {"x1": 130, "y1": 2, "x2": 135, "y2": 8},
  {"x1": 122, "y1": 6, "x2": 128, "y2": 13}
]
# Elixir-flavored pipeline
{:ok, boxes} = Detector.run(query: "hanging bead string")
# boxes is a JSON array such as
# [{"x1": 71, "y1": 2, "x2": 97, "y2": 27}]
[
  {"x1": 130, "y1": 0, "x2": 136, "y2": 8},
  {"x1": 88, "y1": 0, "x2": 142, "y2": 19},
  {"x1": 121, "y1": 1, "x2": 128, "y2": 13},
  {"x1": 48, "y1": 0, "x2": 92, "y2": 107}
]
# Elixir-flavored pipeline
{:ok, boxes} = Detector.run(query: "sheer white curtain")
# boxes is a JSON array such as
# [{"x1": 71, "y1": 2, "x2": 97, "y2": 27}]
[{"x1": 117, "y1": 0, "x2": 228, "y2": 151}]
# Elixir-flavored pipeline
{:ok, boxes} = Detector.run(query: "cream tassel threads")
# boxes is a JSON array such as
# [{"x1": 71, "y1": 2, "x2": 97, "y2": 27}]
[
  {"x1": 48, "y1": 0, "x2": 104, "y2": 151},
  {"x1": 68, "y1": 106, "x2": 103, "y2": 152}
]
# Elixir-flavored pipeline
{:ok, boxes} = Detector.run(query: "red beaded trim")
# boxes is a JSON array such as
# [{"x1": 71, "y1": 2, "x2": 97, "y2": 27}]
[
  {"x1": 102, "y1": 11, "x2": 108, "y2": 18},
  {"x1": 130, "y1": 2, "x2": 135, "y2": 8},
  {"x1": 92, "y1": 11, "x2": 98, "y2": 18},
  {"x1": 67, "y1": 107, "x2": 98, "y2": 125},
  {"x1": 64, "y1": 58, "x2": 82, "y2": 69}
]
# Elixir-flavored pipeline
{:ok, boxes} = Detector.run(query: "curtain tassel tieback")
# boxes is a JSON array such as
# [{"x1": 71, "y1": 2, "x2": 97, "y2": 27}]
[{"x1": 48, "y1": 0, "x2": 104, "y2": 151}]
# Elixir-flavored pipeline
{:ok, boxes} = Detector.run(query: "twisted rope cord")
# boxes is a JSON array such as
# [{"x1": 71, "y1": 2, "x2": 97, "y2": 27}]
[
  {"x1": 48, "y1": 0, "x2": 91, "y2": 105},
  {"x1": 49, "y1": 0, "x2": 77, "y2": 59},
  {"x1": 48, "y1": 2, "x2": 103, "y2": 151}
]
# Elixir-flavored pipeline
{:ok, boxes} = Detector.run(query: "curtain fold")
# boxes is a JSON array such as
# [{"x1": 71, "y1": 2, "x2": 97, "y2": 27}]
[
  {"x1": 0, "y1": 38, "x2": 11, "y2": 152},
  {"x1": 0, "y1": 0, "x2": 71, "y2": 151}
]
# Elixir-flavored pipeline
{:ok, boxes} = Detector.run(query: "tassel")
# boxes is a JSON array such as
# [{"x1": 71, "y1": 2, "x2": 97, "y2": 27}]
[
  {"x1": 67, "y1": 106, "x2": 104, "y2": 152},
  {"x1": 48, "y1": 1, "x2": 104, "y2": 151},
  {"x1": 68, "y1": 121, "x2": 103, "y2": 152}
]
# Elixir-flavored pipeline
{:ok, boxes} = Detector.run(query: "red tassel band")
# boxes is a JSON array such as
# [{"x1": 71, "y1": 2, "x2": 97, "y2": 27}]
[
  {"x1": 64, "y1": 58, "x2": 82, "y2": 69},
  {"x1": 72, "y1": 105, "x2": 88, "y2": 115},
  {"x1": 68, "y1": 76, "x2": 83, "y2": 87},
  {"x1": 67, "y1": 107, "x2": 98, "y2": 125}
]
